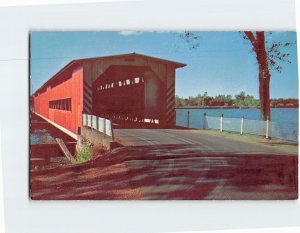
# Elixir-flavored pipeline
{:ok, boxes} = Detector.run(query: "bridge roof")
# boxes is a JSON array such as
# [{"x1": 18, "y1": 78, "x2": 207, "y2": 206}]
[
  {"x1": 33, "y1": 53, "x2": 186, "y2": 96},
  {"x1": 76, "y1": 53, "x2": 186, "y2": 68}
]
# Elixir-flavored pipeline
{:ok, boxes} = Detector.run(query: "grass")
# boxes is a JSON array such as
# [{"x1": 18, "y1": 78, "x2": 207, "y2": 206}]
[
  {"x1": 194, "y1": 129, "x2": 298, "y2": 155},
  {"x1": 76, "y1": 144, "x2": 92, "y2": 163}
]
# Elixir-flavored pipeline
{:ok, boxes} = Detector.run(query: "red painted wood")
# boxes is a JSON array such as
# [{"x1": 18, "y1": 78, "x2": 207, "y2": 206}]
[{"x1": 33, "y1": 65, "x2": 83, "y2": 134}]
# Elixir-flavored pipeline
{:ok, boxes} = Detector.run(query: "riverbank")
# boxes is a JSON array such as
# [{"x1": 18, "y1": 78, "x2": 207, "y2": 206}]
[{"x1": 194, "y1": 129, "x2": 298, "y2": 154}]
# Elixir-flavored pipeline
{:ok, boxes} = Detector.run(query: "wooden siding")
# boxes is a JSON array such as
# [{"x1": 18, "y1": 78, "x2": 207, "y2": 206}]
[{"x1": 33, "y1": 66, "x2": 83, "y2": 134}]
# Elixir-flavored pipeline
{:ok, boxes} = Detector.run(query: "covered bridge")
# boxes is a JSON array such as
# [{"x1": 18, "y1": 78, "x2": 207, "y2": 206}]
[{"x1": 32, "y1": 53, "x2": 186, "y2": 135}]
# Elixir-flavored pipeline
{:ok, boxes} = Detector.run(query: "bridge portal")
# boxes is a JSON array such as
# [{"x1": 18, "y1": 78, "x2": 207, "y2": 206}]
[
  {"x1": 33, "y1": 53, "x2": 186, "y2": 134},
  {"x1": 92, "y1": 65, "x2": 165, "y2": 125}
]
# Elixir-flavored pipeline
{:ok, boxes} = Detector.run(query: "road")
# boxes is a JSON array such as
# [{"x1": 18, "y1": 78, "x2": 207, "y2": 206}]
[
  {"x1": 114, "y1": 128, "x2": 296, "y2": 155},
  {"x1": 30, "y1": 128, "x2": 298, "y2": 200}
]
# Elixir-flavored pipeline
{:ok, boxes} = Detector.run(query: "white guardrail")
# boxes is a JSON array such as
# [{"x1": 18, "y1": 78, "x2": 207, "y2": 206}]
[
  {"x1": 204, "y1": 115, "x2": 298, "y2": 142},
  {"x1": 82, "y1": 114, "x2": 114, "y2": 140},
  {"x1": 177, "y1": 111, "x2": 298, "y2": 143}
]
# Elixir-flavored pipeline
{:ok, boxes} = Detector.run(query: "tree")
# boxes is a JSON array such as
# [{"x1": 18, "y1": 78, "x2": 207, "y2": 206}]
[
  {"x1": 175, "y1": 92, "x2": 259, "y2": 108},
  {"x1": 175, "y1": 95, "x2": 184, "y2": 107},
  {"x1": 180, "y1": 31, "x2": 294, "y2": 121},
  {"x1": 240, "y1": 32, "x2": 295, "y2": 120},
  {"x1": 234, "y1": 91, "x2": 246, "y2": 107}
]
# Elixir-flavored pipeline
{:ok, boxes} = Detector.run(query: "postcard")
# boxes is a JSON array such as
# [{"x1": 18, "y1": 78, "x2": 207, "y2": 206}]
[{"x1": 29, "y1": 31, "x2": 298, "y2": 200}]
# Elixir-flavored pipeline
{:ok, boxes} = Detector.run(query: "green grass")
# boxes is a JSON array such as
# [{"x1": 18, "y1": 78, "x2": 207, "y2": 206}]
[{"x1": 76, "y1": 144, "x2": 92, "y2": 163}]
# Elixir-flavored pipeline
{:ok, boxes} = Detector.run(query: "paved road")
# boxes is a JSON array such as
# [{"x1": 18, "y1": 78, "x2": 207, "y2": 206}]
[
  {"x1": 110, "y1": 128, "x2": 297, "y2": 200},
  {"x1": 114, "y1": 128, "x2": 295, "y2": 155},
  {"x1": 31, "y1": 128, "x2": 298, "y2": 200}
]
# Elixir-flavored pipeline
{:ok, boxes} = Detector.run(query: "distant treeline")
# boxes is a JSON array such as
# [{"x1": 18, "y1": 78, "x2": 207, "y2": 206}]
[{"x1": 175, "y1": 92, "x2": 299, "y2": 108}]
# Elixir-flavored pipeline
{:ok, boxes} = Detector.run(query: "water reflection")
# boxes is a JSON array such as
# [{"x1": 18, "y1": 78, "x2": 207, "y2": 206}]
[{"x1": 31, "y1": 128, "x2": 57, "y2": 144}]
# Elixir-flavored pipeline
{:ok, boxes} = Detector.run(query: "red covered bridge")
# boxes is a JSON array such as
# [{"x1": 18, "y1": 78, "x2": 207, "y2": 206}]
[{"x1": 32, "y1": 53, "x2": 186, "y2": 137}]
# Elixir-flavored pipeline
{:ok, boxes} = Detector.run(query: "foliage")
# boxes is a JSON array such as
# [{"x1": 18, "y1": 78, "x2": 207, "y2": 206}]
[
  {"x1": 76, "y1": 144, "x2": 92, "y2": 163},
  {"x1": 234, "y1": 91, "x2": 260, "y2": 107},
  {"x1": 270, "y1": 98, "x2": 299, "y2": 108},
  {"x1": 175, "y1": 92, "x2": 297, "y2": 108}
]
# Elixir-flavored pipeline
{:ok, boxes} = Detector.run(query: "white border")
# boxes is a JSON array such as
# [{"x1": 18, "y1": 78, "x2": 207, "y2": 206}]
[
  {"x1": 0, "y1": 1, "x2": 299, "y2": 233},
  {"x1": 0, "y1": 0, "x2": 134, "y2": 7}
]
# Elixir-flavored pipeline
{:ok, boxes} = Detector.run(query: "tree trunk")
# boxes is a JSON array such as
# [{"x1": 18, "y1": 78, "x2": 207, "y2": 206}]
[
  {"x1": 255, "y1": 32, "x2": 271, "y2": 121},
  {"x1": 258, "y1": 71, "x2": 271, "y2": 121}
]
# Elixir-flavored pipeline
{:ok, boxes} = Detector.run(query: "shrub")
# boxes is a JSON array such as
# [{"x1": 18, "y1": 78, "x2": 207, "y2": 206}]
[{"x1": 76, "y1": 144, "x2": 92, "y2": 163}]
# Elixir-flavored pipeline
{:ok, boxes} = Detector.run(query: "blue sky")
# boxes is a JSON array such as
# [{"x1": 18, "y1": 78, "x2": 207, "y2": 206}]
[{"x1": 30, "y1": 31, "x2": 298, "y2": 98}]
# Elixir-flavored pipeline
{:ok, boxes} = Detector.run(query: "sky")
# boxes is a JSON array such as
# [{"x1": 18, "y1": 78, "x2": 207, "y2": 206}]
[{"x1": 30, "y1": 31, "x2": 298, "y2": 98}]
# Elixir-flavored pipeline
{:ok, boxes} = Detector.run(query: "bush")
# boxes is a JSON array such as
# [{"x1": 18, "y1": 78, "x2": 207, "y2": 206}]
[{"x1": 76, "y1": 144, "x2": 92, "y2": 163}]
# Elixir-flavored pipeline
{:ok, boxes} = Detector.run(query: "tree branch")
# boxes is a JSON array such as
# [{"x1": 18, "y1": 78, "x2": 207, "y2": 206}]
[
  {"x1": 244, "y1": 31, "x2": 257, "y2": 46},
  {"x1": 256, "y1": 31, "x2": 265, "y2": 44}
]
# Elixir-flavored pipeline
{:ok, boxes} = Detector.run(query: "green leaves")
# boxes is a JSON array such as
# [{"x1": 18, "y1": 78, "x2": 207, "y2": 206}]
[{"x1": 175, "y1": 92, "x2": 259, "y2": 108}]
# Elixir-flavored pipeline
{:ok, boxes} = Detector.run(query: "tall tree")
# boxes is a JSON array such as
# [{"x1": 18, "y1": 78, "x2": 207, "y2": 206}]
[
  {"x1": 243, "y1": 32, "x2": 293, "y2": 120},
  {"x1": 244, "y1": 32, "x2": 271, "y2": 120},
  {"x1": 180, "y1": 31, "x2": 294, "y2": 121}
]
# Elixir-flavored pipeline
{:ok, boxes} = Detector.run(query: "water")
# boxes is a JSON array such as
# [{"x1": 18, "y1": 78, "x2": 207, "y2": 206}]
[
  {"x1": 31, "y1": 128, "x2": 58, "y2": 144},
  {"x1": 30, "y1": 113, "x2": 75, "y2": 145},
  {"x1": 176, "y1": 108, "x2": 298, "y2": 142},
  {"x1": 30, "y1": 114, "x2": 76, "y2": 168}
]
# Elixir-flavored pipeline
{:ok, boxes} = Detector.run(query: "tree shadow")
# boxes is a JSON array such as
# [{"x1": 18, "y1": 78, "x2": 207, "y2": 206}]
[{"x1": 30, "y1": 144, "x2": 298, "y2": 200}]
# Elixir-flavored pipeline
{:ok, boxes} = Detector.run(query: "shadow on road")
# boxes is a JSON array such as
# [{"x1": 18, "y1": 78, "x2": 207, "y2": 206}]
[{"x1": 30, "y1": 144, "x2": 298, "y2": 200}]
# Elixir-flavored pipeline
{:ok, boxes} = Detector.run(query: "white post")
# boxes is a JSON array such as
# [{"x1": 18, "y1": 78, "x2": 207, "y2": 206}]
[
  {"x1": 103, "y1": 118, "x2": 106, "y2": 137},
  {"x1": 110, "y1": 120, "x2": 114, "y2": 141},
  {"x1": 266, "y1": 117, "x2": 269, "y2": 139},
  {"x1": 96, "y1": 117, "x2": 99, "y2": 132},
  {"x1": 220, "y1": 114, "x2": 223, "y2": 132},
  {"x1": 97, "y1": 117, "x2": 101, "y2": 133},
  {"x1": 240, "y1": 115, "x2": 244, "y2": 135},
  {"x1": 87, "y1": 115, "x2": 90, "y2": 128}
]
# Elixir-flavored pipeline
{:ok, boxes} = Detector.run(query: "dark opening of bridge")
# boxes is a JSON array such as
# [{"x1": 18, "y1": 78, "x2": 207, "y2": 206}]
[{"x1": 92, "y1": 65, "x2": 166, "y2": 127}]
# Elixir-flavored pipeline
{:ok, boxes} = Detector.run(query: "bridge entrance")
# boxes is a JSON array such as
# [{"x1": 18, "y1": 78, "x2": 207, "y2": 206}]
[{"x1": 92, "y1": 65, "x2": 165, "y2": 128}]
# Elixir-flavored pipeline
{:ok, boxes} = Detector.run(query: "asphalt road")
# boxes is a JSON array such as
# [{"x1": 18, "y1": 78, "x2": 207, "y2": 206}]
[
  {"x1": 30, "y1": 128, "x2": 298, "y2": 200},
  {"x1": 114, "y1": 128, "x2": 295, "y2": 155}
]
